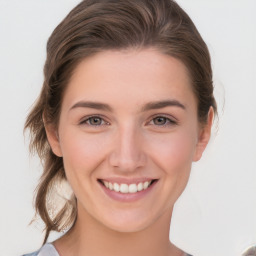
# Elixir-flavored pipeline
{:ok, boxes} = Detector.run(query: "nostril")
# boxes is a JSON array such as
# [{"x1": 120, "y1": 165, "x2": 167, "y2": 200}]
[{"x1": 108, "y1": 138, "x2": 147, "y2": 170}]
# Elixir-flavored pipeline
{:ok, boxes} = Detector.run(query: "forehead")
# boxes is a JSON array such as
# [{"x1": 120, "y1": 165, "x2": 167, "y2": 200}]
[{"x1": 62, "y1": 48, "x2": 196, "y2": 112}]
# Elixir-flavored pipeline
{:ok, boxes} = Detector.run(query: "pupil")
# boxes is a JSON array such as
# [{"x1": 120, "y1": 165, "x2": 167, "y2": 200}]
[
  {"x1": 155, "y1": 117, "x2": 166, "y2": 125},
  {"x1": 91, "y1": 117, "x2": 101, "y2": 125}
]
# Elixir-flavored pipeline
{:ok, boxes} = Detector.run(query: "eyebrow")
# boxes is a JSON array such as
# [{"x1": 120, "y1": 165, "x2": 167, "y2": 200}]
[
  {"x1": 69, "y1": 99, "x2": 186, "y2": 112},
  {"x1": 70, "y1": 101, "x2": 113, "y2": 112},
  {"x1": 141, "y1": 100, "x2": 186, "y2": 112}
]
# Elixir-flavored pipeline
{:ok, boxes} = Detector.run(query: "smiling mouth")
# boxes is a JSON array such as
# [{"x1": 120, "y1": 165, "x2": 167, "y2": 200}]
[{"x1": 98, "y1": 179, "x2": 158, "y2": 194}]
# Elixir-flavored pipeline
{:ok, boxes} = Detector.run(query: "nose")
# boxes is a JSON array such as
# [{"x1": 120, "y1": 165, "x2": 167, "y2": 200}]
[{"x1": 108, "y1": 125, "x2": 147, "y2": 172}]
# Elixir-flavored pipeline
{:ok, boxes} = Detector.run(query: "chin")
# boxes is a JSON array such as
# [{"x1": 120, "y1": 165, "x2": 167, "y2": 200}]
[
  {"x1": 103, "y1": 219, "x2": 152, "y2": 234},
  {"x1": 97, "y1": 208, "x2": 166, "y2": 234}
]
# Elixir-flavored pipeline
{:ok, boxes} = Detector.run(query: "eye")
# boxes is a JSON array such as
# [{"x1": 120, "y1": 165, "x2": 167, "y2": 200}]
[
  {"x1": 80, "y1": 116, "x2": 109, "y2": 126},
  {"x1": 153, "y1": 116, "x2": 168, "y2": 125},
  {"x1": 149, "y1": 115, "x2": 177, "y2": 127}
]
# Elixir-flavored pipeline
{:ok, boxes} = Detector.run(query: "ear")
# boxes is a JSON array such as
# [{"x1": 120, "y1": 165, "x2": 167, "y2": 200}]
[
  {"x1": 193, "y1": 107, "x2": 214, "y2": 162},
  {"x1": 44, "y1": 122, "x2": 63, "y2": 157}
]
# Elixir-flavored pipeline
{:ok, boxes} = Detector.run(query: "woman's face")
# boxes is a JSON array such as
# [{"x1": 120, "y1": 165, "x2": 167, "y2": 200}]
[{"x1": 47, "y1": 48, "x2": 211, "y2": 232}]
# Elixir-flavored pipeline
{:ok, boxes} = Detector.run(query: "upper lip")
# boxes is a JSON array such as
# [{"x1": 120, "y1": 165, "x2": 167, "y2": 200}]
[{"x1": 98, "y1": 177, "x2": 158, "y2": 185}]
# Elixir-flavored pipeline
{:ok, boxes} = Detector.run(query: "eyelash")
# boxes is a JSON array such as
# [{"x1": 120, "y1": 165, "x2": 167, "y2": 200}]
[
  {"x1": 79, "y1": 115, "x2": 177, "y2": 128},
  {"x1": 80, "y1": 115, "x2": 110, "y2": 127},
  {"x1": 148, "y1": 115, "x2": 177, "y2": 127}
]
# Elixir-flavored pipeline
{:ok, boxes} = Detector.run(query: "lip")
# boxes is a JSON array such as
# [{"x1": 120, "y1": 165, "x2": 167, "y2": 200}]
[{"x1": 98, "y1": 178, "x2": 158, "y2": 203}]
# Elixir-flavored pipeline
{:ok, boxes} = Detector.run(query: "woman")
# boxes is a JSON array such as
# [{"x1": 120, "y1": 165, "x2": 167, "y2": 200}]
[{"x1": 23, "y1": 0, "x2": 217, "y2": 255}]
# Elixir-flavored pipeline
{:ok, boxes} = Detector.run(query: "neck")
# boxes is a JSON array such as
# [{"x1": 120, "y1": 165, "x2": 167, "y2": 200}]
[{"x1": 54, "y1": 205, "x2": 184, "y2": 256}]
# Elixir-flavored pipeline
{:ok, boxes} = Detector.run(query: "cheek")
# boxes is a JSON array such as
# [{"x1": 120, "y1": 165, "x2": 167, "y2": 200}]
[
  {"x1": 59, "y1": 129, "x2": 110, "y2": 174},
  {"x1": 142, "y1": 129, "x2": 198, "y2": 211},
  {"x1": 146, "y1": 129, "x2": 197, "y2": 174}
]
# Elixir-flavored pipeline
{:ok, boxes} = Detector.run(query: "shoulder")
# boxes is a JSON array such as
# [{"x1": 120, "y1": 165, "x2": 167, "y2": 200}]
[
  {"x1": 21, "y1": 250, "x2": 40, "y2": 256},
  {"x1": 21, "y1": 243, "x2": 59, "y2": 256}
]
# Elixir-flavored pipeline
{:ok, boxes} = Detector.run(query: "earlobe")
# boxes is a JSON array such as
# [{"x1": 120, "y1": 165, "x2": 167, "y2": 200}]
[
  {"x1": 193, "y1": 107, "x2": 214, "y2": 162},
  {"x1": 44, "y1": 123, "x2": 63, "y2": 157}
]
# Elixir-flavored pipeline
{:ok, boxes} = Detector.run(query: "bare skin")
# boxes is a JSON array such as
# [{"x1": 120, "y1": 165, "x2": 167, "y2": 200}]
[
  {"x1": 47, "y1": 48, "x2": 212, "y2": 256},
  {"x1": 54, "y1": 206, "x2": 185, "y2": 256}
]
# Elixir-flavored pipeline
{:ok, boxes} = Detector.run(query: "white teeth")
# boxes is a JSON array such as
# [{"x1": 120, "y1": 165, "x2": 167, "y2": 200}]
[
  {"x1": 120, "y1": 184, "x2": 129, "y2": 193},
  {"x1": 108, "y1": 182, "x2": 113, "y2": 190},
  {"x1": 113, "y1": 183, "x2": 120, "y2": 192},
  {"x1": 137, "y1": 182, "x2": 143, "y2": 192},
  {"x1": 103, "y1": 181, "x2": 109, "y2": 188},
  {"x1": 102, "y1": 180, "x2": 154, "y2": 194},
  {"x1": 128, "y1": 184, "x2": 137, "y2": 193},
  {"x1": 143, "y1": 181, "x2": 150, "y2": 189}
]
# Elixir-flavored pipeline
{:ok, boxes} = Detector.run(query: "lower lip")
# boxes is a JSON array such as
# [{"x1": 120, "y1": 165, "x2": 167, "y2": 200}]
[{"x1": 99, "y1": 181, "x2": 158, "y2": 203}]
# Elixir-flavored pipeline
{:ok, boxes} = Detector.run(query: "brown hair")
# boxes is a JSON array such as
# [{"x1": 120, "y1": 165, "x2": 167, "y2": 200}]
[{"x1": 25, "y1": 0, "x2": 217, "y2": 244}]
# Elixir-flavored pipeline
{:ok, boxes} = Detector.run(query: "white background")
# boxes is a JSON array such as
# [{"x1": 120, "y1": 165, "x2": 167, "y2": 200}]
[{"x1": 0, "y1": 0, "x2": 255, "y2": 255}]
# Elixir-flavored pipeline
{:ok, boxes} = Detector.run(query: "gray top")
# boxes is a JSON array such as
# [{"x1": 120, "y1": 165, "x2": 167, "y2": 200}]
[
  {"x1": 22, "y1": 243, "x2": 192, "y2": 256},
  {"x1": 22, "y1": 244, "x2": 58, "y2": 256}
]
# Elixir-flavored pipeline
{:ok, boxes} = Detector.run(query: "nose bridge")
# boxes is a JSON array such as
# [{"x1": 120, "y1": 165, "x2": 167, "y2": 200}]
[{"x1": 109, "y1": 122, "x2": 146, "y2": 171}]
